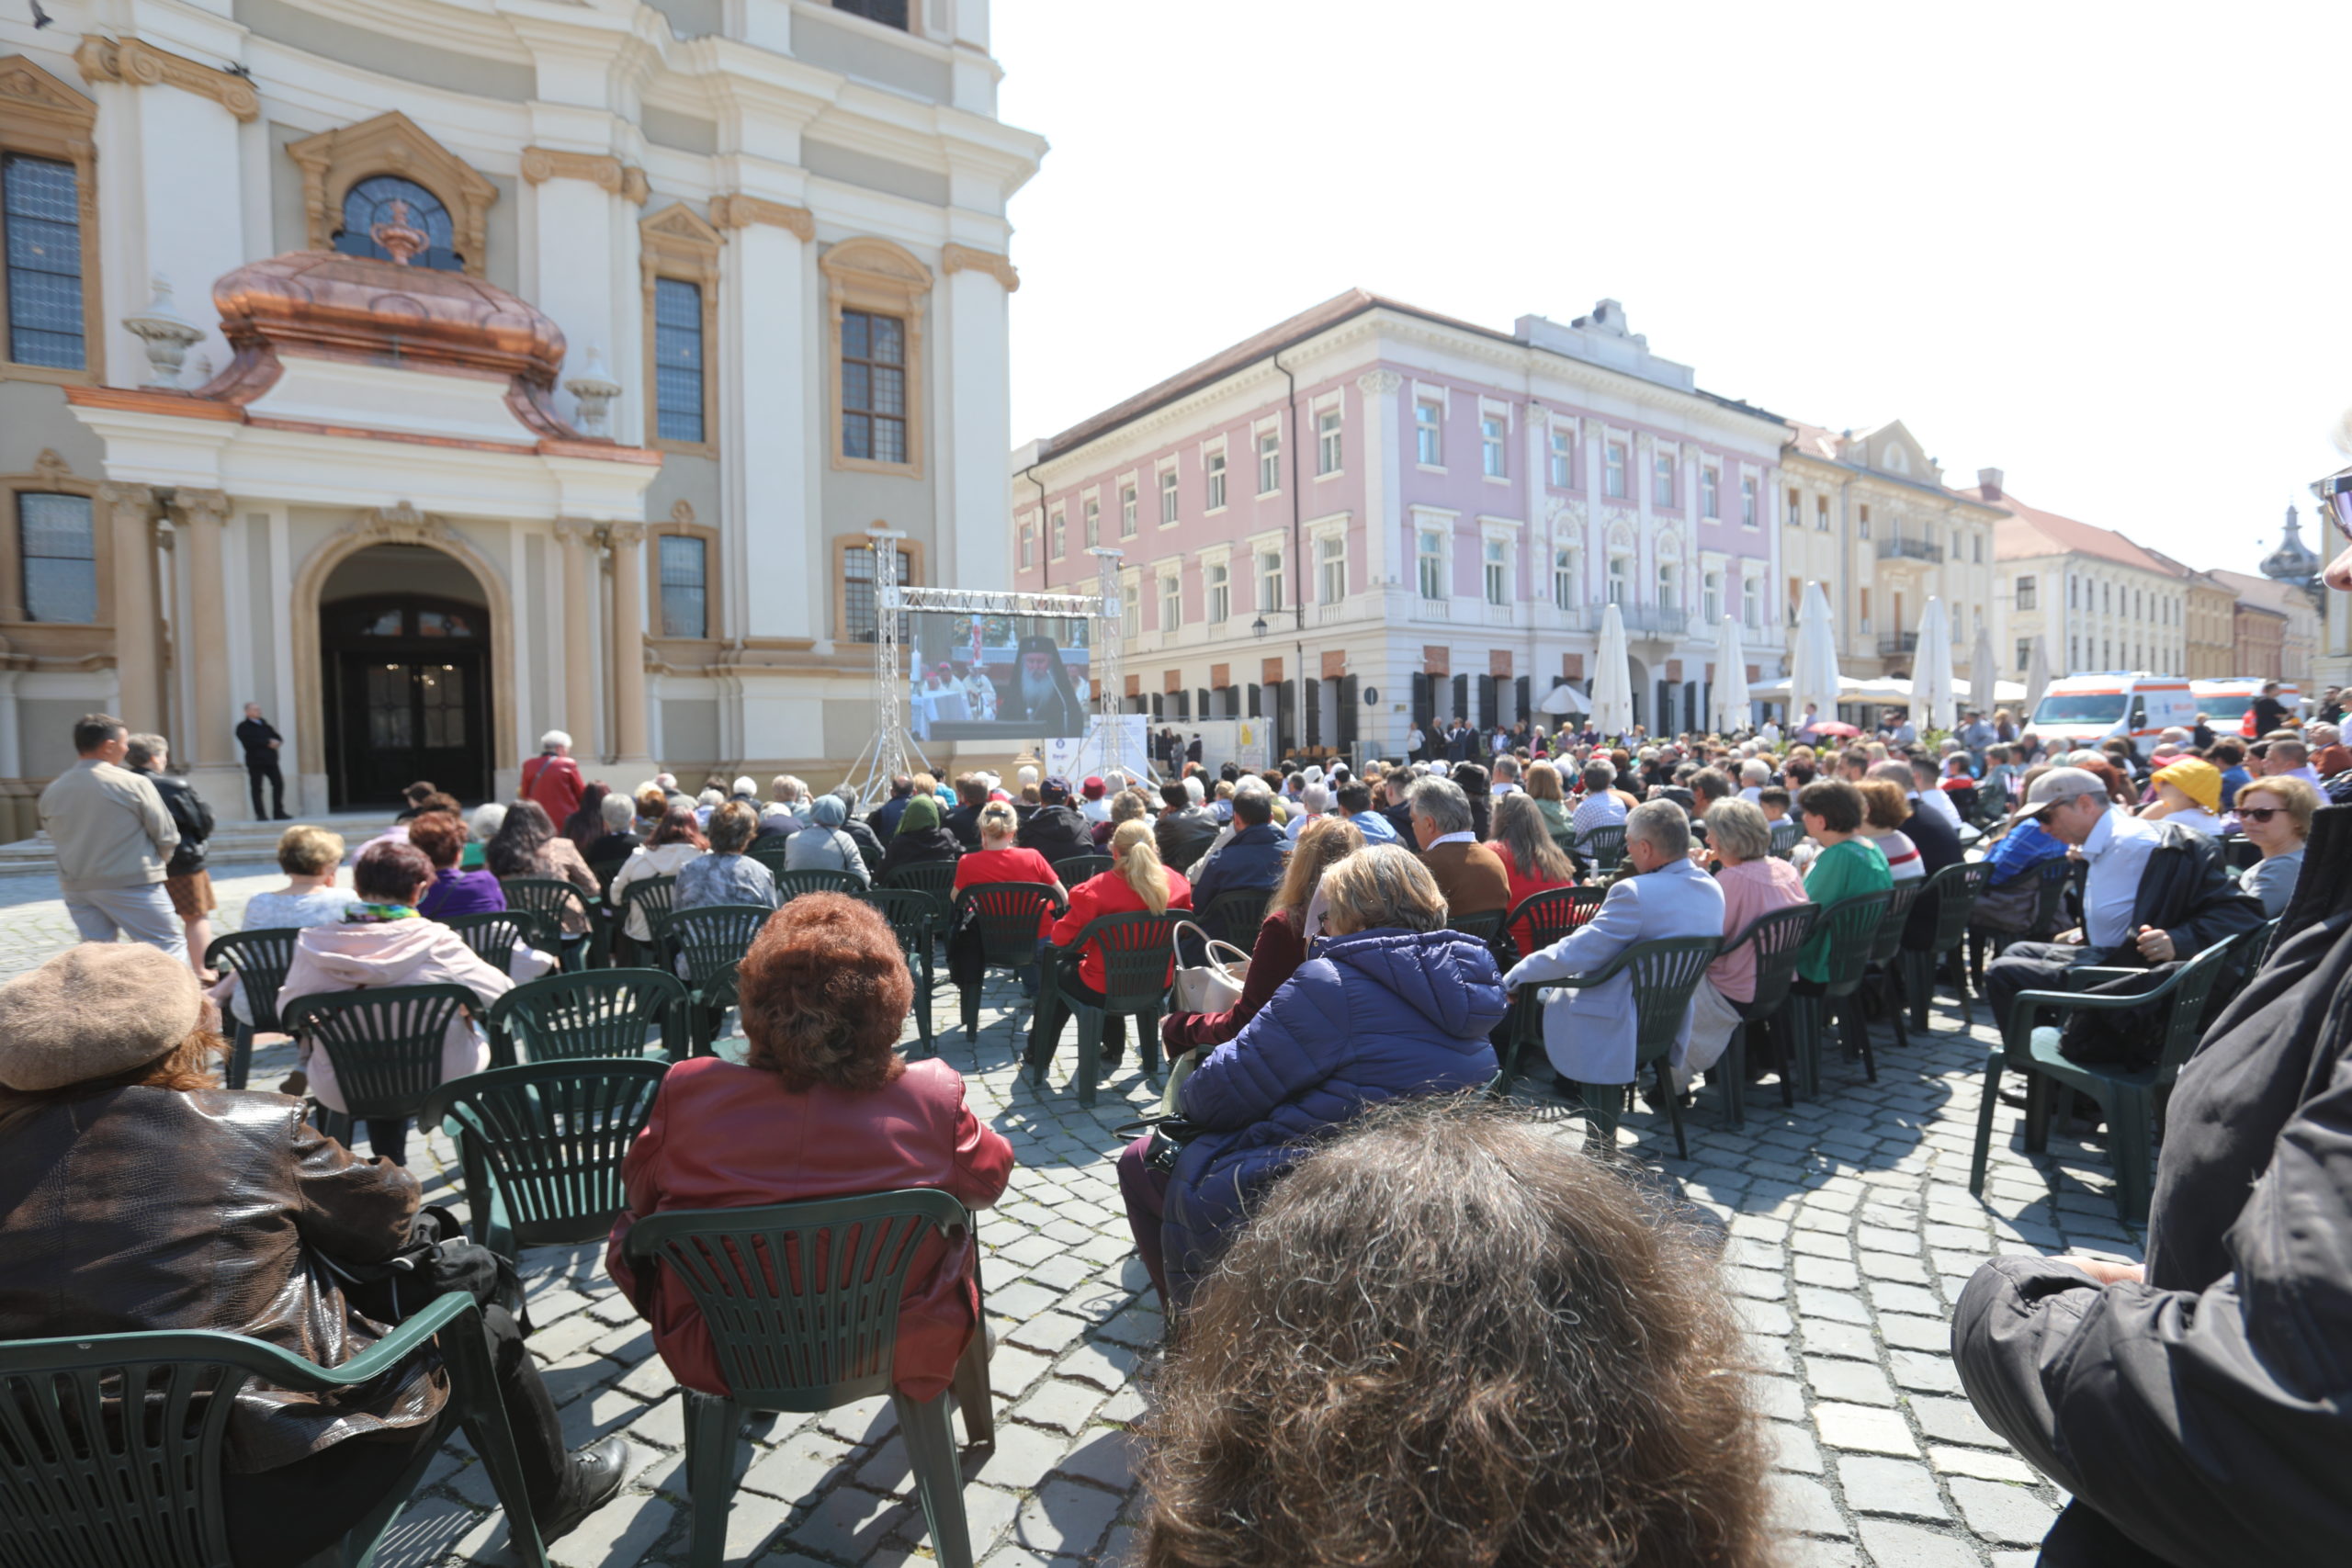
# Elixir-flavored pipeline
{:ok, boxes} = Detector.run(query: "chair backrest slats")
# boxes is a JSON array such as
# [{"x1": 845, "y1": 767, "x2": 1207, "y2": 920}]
[
  {"x1": 667, "y1": 905, "x2": 775, "y2": 1005},
  {"x1": 775, "y1": 869, "x2": 863, "y2": 903},
  {"x1": 850, "y1": 889, "x2": 937, "y2": 962},
  {"x1": 1069, "y1": 910, "x2": 1189, "y2": 1010},
  {"x1": 1625, "y1": 936, "x2": 1724, "y2": 1063},
  {"x1": 1723, "y1": 903, "x2": 1821, "y2": 1021},
  {"x1": 498, "y1": 876, "x2": 590, "y2": 929},
  {"x1": 1918, "y1": 862, "x2": 1996, "y2": 952},
  {"x1": 1505, "y1": 886, "x2": 1607, "y2": 964},
  {"x1": 282, "y1": 984, "x2": 482, "y2": 1122},
  {"x1": 423, "y1": 1060, "x2": 670, "y2": 1248},
  {"x1": 488, "y1": 968, "x2": 688, "y2": 1062},
  {"x1": 204, "y1": 927, "x2": 305, "y2": 1032},
  {"x1": 1583, "y1": 824, "x2": 1627, "y2": 871},
  {"x1": 1201, "y1": 888, "x2": 1273, "y2": 954},
  {"x1": 954, "y1": 881, "x2": 1062, "y2": 968},
  {"x1": 1815, "y1": 891, "x2": 1894, "y2": 994},
  {"x1": 1868, "y1": 881, "x2": 1928, "y2": 964},
  {"x1": 442, "y1": 909, "x2": 555, "y2": 972},
  {"x1": 1050, "y1": 854, "x2": 1113, "y2": 887}
]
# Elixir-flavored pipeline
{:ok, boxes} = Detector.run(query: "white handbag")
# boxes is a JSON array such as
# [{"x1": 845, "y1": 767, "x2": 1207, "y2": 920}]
[{"x1": 1170, "y1": 920, "x2": 1250, "y2": 1013}]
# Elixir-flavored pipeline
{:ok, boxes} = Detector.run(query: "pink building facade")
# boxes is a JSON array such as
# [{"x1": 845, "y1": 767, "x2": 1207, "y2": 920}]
[{"x1": 1012, "y1": 293, "x2": 1787, "y2": 756}]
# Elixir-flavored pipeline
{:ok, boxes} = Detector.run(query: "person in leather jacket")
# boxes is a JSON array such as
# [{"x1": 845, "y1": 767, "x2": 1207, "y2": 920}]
[
  {"x1": 1949, "y1": 510, "x2": 2352, "y2": 1565},
  {"x1": 125, "y1": 732, "x2": 217, "y2": 978},
  {"x1": 0, "y1": 943, "x2": 626, "y2": 1567}
]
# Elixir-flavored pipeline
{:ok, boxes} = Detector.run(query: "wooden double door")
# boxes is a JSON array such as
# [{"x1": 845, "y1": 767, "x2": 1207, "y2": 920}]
[{"x1": 322, "y1": 594, "x2": 492, "y2": 807}]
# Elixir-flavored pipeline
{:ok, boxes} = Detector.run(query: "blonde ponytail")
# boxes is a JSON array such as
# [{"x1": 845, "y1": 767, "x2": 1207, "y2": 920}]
[{"x1": 1109, "y1": 818, "x2": 1170, "y2": 914}]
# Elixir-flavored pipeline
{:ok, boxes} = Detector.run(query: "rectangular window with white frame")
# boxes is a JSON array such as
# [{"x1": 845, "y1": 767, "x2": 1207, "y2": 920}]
[
  {"x1": 1259, "y1": 548, "x2": 1283, "y2": 612},
  {"x1": 1049, "y1": 509, "x2": 1066, "y2": 559},
  {"x1": 1416, "y1": 400, "x2": 1442, "y2": 466},
  {"x1": 1159, "y1": 570, "x2": 1182, "y2": 631},
  {"x1": 1815, "y1": 494, "x2": 1829, "y2": 531},
  {"x1": 1205, "y1": 450, "x2": 1227, "y2": 511},
  {"x1": 2015, "y1": 575, "x2": 2036, "y2": 610},
  {"x1": 1317, "y1": 407, "x2": 1342, "y2": 475},
  {"x1": 1786, "y1": 485, "x2": 1802, "y2": 526},
  {"x1": 1083, "y1": 497, "x2": 1099, "y2": 549},
  {"x1": 1701, "y1": 466, "x2": 1719, "y2": 519},
  {"x1": 1257, "y1": 429, "x2": 1280, "y2": 495},
  {"x1": 1702, "y1": 570, "x2": 1723, "y2": 625},
  {"x1": 1741, "y1": 475, "x2": 1758, "y2": 528},
  {"x1": 1483, "y1": 538, "x2": 1508, "y2": 605},
  {"x1": 1120, "y1": 483, "x2": 1137, "y2": 538},
  {"x1": 1123, "y1": 579, "x2": 1140, "y2": 637},
  {"x1": 1317, "y1": 535, "x2": 1347, "y2": 604},
  {"x1": 1651, "y1": 451, "x2": 1675, "y2": 507},
  {"x1": 1553, "y1": 547, "x2": 1577, "y2": 610},
  {"x1": 1604, "y1": 441, "x2": 1626, "y2": 499},
  {"x1": 1206, "y1": 559, "x2": 1230, "y2": 624},
  {"x1": 1018, "y1": 519, "x2": 1034, "y2": 570},
  {"x1": 1743, "y1": 574, "x2": 1761, "y2": 629},
  {"x1": 1159, "y1": 466, "x2": 1180, "y2": 525},
  {"x1": 1418, "y1": 529, "x2": 1445, "y2": 602},
  {"x1": 1549, "y1": 428, "x2": 1574, "y2": 488},
  {"x1": 1480, "y1": 415, "x2": 1506, "y2": 478}
]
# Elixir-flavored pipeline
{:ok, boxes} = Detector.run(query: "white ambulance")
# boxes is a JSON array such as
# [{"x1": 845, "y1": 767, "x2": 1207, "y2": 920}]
[
  {"x1": 2027, "y1": 673, "x2": 2198, "y2": 760},
  {"x1": 2189, "y1": 678, "x2": 2301, "y2": 738}
]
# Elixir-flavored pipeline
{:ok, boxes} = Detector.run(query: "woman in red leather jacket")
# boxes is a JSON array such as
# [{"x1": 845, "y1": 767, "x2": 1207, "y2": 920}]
[
  {"x1": 605, "y1": 895, "x2": 1012, "y2": 1403},
  {"x1": 1162, "y1": 815, "x2": 1362, "y2": 1052}
]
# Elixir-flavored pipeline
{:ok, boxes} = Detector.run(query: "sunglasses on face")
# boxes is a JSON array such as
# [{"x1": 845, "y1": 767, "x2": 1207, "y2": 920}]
[
  {"x1": 2321, "y1": 470, "x2": 2352, "y2": 544},
  {"x1": 2239, "y1": 806, "x2": 2288, "y2": 824}
]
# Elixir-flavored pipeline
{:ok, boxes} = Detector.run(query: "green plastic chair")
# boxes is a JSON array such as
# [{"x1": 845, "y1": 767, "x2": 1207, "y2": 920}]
[
  {"x1": 951, "y1": 881, "x2": 1065, "y2": 1046},
  {"x1": 1027, "y1": 909, "x2": 1187, "y2": 1108},
  {"x1": 1198, "y1": 887, "x2": 1273, "y2": 956},
  {"x1": 282, "y1": 984, "x2": 486, "y2": 1154},
  {"x1": 1859, "y1": 879, "x2": 1929, "y2": 1055},
  {"x1": 769, "y1": 868, "x2": 858, "y2": 904},
  {"x1": 1773, "y1": 890, "x2": 1894, "y2": 1100},
  {"x1": 1540, "y1": 934, "x2": 1722, "y2": 1157},
  {"x1": 1901, "y1": 861, "x2": 1996, "y2": 1030},
  {"x1": 499, "y1": 876, "x2": 598, "y2": 970},
  {"x1": 1967, "y1": 855, "x2": 2079, "y2": 986},
  {"x1": 206, "y1": 926, "x2": 304, "y2": 1091},
  {"x1": 620, "y1": 1192, "x2": 993, "y2": 1568},
  {"x1": 881, "y1": 861, "x2": 959, "y2": 922},
  {"x1": 1768, "y1": 819, "x2": 1804, "y2": 861},
  {"x1": 616, "y1": 874, "x2": 680, "y2": 968},
  {"x1": 0, "y1": 1291, "x2": 549, "y2": 1568},
  {"x1": 1581, "y1": 823, "x2": 1628, "y2": 874},
  {"x1": 441, "y1": 909, "x2": 559, "y2": 976},
  {"x1": 851, "y1": 887, "x2": 939, "y2": 1055},
  {"x1": 1967, "y1": 926, "x2": 2258, "y2": 1219},
  {"x1": 1492, "y1": 886, "x2": 1607, "y2": 1094},
  {"x1": 1049, "y1": 853, "x2": 1113, "y2": 887},
  {"x1": 1443, "y1": 906, "x2": 1509, "y2": 947},
  {"x1": 1709, "y1": 903, "x2": 1819, "y2": 1129},
  {"x1": 667, "y1": 904, "x2": 775, "y2": 1055},
  {"x1": 488, "y1": 968, "x2": 689, "y2": 1065},
  {"x1": 421, "y1": 1058, "x2": 671, "y2": 1261},
  {"x1": 746, "y1": 840, "x2": 793, "y2": 883}
]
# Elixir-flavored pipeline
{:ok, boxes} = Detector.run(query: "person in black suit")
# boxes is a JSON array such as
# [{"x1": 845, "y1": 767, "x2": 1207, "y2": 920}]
[{"x1": 235, "y1": 703, "x2": 288, "y2": 819}]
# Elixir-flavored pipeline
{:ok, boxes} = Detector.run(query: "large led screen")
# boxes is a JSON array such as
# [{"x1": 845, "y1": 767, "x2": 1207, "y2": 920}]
[{"x1": 908, "y1": 612, "x2": 1093, "y2": 741}]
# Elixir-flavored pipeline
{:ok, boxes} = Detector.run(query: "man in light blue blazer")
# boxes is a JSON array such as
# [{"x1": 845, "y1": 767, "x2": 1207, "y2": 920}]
[{"x1": 1503, "y1": 799, "x2": 1724, "y2": 1089}]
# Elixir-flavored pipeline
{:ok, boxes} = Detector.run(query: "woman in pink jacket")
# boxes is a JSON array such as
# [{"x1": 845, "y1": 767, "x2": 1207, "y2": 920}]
[{"x1": 277, "y1": 838, "x2": 552, "y2": 1165}]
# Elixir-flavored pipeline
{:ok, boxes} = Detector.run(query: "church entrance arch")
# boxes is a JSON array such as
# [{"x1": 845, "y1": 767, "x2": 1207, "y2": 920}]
[{"x1": 317, "y1": 543, "x2": 494, "y2": 807}]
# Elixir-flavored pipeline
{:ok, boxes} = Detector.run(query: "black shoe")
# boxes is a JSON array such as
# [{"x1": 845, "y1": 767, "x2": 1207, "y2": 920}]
[
  {"x1": 538, "y1": 1437, "x2": 628, "y2": 1544},
  {"x1": 273, "y1": 812, "x2": 292, "y2": 821}
]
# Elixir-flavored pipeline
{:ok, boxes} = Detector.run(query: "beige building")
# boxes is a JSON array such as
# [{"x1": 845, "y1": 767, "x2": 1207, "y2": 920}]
[
  {"x1": 1988, "y1": 478, "x2": 2187, "y2": 679},
  {"x1": 1778, "y1": 423, "x2": 2003, "y2": 677},
  {"x1": 2210, "y1": 570, "x2": 2321, "y2": 684},
  {"x1": 2143, "y1": 551, "x2": 2238, "y2": 679}
]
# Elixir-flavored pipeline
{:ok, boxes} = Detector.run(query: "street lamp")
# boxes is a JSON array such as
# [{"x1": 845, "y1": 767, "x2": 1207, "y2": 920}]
[{"x1": 1250, "y1": 615, "x2": 1268, "y2": 639}]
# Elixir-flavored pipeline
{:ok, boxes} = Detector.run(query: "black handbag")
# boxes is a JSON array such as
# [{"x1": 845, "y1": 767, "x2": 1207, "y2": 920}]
[
  {"x1": 322, "y1": 1204, "x2": 533, "y2": 1334},
  {"x1": 1114, "y1": 1113, "x2": 1207, "y2": 1174}
]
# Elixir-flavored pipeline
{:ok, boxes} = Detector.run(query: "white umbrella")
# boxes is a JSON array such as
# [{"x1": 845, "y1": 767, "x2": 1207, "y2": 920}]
[
  {"x1": 1915, "y1": 597, "x2": 1957, "y2": 734},
  {"x1": 1591, "y1": 602, "x2": 1635, "y2": 737},
  {"x1": 2025, "y1": 635, "x2": 2054, "y2": 715},
  {"x1": 1788, "y1": 581, "x2": 1842, "y2": 729},
  {"x1": 1967, "y1": 619, "x2": 2001, "y2": 719},
  {"x1": 1711, "y1": 616, "x2": 1750, "y2": 733},
  {"x1": 1538, "y1": 680, "x2": 1589, "y2": 716}
]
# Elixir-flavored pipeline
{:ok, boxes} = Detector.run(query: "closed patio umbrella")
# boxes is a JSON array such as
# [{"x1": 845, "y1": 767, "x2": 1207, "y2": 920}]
[
  {"x1": 1789, "y1": 581, "x2": 1841, "y2": 731},
  {"x1": 1966, "y1": 620, "x2": 2001, "y2": 715},
  {"x1": 1915, "y1": 597, "x2": 1957, "y2": 734},
  {"x1": 1591, "y1": 603, "x2": 1635, "y2": 738},
  {"x1": 2026, "y1": 635, "x2": 2054, "y2": 714},
  {"x1": 1711, "y1": 615, "x2": 1750, "y2": 733}
]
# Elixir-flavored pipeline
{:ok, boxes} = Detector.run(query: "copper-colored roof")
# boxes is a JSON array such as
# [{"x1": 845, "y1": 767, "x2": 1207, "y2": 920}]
[
  {"x1": 1988, "y1": 489, "x2": 2173, "y2": 575},
  {"x1": 209, "y1": 249, "x2": 567, "y2": 389}
]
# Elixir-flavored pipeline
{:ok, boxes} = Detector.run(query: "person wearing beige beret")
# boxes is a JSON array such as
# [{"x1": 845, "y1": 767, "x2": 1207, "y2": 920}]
[{"x1": 0, "y1": 942, "x2": 626, "y2": 1564}]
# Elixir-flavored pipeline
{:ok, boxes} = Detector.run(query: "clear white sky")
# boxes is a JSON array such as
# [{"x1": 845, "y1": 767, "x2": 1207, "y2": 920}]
[{"x1": 996, "y1": 1, "x2": 2350, "y2": 576}]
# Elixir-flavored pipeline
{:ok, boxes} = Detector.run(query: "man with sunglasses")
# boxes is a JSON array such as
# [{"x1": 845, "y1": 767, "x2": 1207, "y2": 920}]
[{"x1": 1953, "y1": 473, "x2": 2352, "y2": 1566}]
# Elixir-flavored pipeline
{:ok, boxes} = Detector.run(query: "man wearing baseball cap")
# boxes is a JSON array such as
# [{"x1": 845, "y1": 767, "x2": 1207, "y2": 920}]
[{"x1": 1980, "y1": 766, "x2": 2262, "y2": 1035}]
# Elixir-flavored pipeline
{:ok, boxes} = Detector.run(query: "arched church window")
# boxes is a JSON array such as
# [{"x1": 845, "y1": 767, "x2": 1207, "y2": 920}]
[{"x1": 334, "y1": 175, "x2": 462, "y2": 270}]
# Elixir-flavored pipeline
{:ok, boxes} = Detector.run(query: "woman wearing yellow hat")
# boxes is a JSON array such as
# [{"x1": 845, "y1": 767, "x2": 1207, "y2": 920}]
[{"x1": 2138, "y1": 755, "x2": 2225, "y2": 837}]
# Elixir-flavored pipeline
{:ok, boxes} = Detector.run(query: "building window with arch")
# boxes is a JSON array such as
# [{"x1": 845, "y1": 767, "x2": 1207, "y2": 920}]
[
  {"x1": 1604, "y1": 441, "x2": 1627, "y2": 499},
  {"x1": 1552, "y1": 547, "x2": 1577, "y2": 611},
  {"x1": 657, "y1": 534, "x2": 707, "y2": 638},
  {"x1": 1122, "y1": 578, "x2": 1140, "y2": 638},
  {"x1": 1206, "y1": 559, "x2": 1230, "y2": 624},
  {"x1": 839, "y1": 538, "x2": 918, "y2": 643},
  {"x1": 822, "y1": 236, "x2": 931, "y2": 476},
  {"x1": 1317, "y1": 535, "x2": 1347, "y2": 604},
  {"x1": 1701, "y1": 467, "x2": 1720, "y2": 520},
  {"x1": 1257, "y1": 429, "x2": 1280, "y2": 495},
  {"x1": 335, "y1": 175, "x2": 462, "y2": 270},
  {"x1": 17, "y1": 491, "x2": 96, "y2": 622},
  {"x1": 1048, "y1": 509, "x2": 1066, "y2": 559},
  {"x1": 1204, "y1": 450, "x2": 1227, "y2": 511},
  {"x1": 1317, "y1": 407, "x2": 1343, "y2": 475},
  {"x1": 1857, "y1": 504, "x2": 1871, "y2": 540},
  {"x1": 1549, "y1": 428, "x2": 1575, "y2": 488},
  {"x1": 1480, "y1": 415, "x2": 1506, "y2": 478},
  {"x1": 1657, "y1": 562, "x2": 1679, "y2": 613},
  {"x1": 1482, "y1": 537, "x2": 1508, "y2": 605},
  {"x1": 1786, "y1": 485, "x2": 1802, "y2": 526},
  {"x1": 1418, "y1": 529, "x2": 1445, "y2": 602},
  {"x1": 652, "y1": 278, "x2": 707, "y2": 444}
]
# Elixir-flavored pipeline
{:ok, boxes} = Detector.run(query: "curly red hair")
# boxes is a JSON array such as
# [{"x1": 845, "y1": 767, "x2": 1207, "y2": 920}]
[{"x1": 735, "y1": 894, "x2": 911, "y2": 1093}]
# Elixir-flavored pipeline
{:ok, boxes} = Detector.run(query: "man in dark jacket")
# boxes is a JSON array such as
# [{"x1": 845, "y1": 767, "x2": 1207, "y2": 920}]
[
  {"x1": 870, "y1": 774, "x2": 915, "y2": 840},
  {"x1": 1189, "y1": 789, "x2": 1285, "y2": 909},
  {"x1": 1153, "y1": 783, "x2": 1219, "y2": 874},
  {"x1": 944, "y1": 774, "x2": 987, "y2": 851},
  {"x1": 125, "y1": 733, "x2": 214, "y2": 967},
  {"x1": 234, "y1": 703, "x2": 288, "y2": 820},
  {"x1": 1017, "y1": 776, "x2": 1093, "y2": 865},
  {"x1": 1983, "y1": 767, "x2": 2265, "y2": 1033}
]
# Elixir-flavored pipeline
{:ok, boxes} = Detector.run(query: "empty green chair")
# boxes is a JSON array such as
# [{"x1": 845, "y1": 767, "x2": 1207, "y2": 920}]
[
  {"x1": 422, "y1": 1058, "x2": 671, "y2": 1260},
  {"x1": 852, "y1": 887, "x2": 939, "y2": 1055},
  {"x1": 1771, "y1": 889, "x2": 1893, "y2": 1100},
  {"x1": 1541, "y1": 935, "x2": 1721, "y2": 1157},
  {"x1": 282, "y1": 983, "x2": 485, "y2": 1155},
  {"x1": 775, "y1": 868, "x2": 865, "y2": 903},
  {"x1": 1026, "y1": 909, "x2": 1187, "y2": 1108},
  {"x1": 621, "y1": 1191, "x2": 993, "y2": 1568},
  {"x1": 489, "y1": 967, "x2": 689, "y2": 1064},
  {"x1": 205, "y1": 926, "x2": 303, "y2": 1090},
  {"x1": 0, "y1": 1292, "x2": 551, "y2": 1568},
  {"x1": 667, "y1": 904, "x2": 775, "y2": 1055}
]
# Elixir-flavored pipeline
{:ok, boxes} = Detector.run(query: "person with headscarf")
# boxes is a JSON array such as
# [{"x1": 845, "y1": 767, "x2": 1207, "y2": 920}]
[
  {"x1": 784, "y1": 794, "x2": 871, "y2": 886},
  {"x1": 878, "y1": 794, "x2": 964, "y2": 881},
  {"x1": 992, "y1": 632, "x2": 1087, "y2": 734}
]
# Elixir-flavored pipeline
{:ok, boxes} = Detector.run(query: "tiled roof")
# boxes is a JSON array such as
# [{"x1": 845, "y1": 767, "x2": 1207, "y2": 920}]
[{"x1": 1987, "y1": 489, "x2": 2174, "y2": 575}]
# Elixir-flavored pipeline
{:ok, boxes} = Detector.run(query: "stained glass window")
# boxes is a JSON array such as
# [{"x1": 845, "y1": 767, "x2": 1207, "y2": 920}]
[{"x1": 334, "y1": 175, "x2": 461, "y2": 271}]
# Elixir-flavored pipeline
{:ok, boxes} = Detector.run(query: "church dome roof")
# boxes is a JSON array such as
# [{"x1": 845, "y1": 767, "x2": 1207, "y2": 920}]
[{"x1": 2261, "y1": 504, "x2": 2322, "y2": 584}]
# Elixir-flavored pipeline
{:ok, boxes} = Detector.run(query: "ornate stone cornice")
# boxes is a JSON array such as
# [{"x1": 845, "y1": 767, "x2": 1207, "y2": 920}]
[
  {"x1": 96, "y1": 481, "x2": 153, "y2": 513},
  {"x1": 521, "y1": 146, "x2": 650, "y2": 205},
  {"x1": 605, "y1": 521, "x2": 649, "y2": 547},
  {"x1": 709, "y1": 193, "x2": 814, "y2": 240},
  {"x1": 74, "y1": 36, "x2": 258, "y2": 123},
  {"x1": 942, "y1": 243, "x2": 1019, "y2": 292},
  {"x1": 357, "y1": 501, "x2": 451, "y2": 546},
  {"x1": 1355, "y1": 368, "x2": 1404, "y2": 397},
  {"x1": 172, "y1": 488, "x2": 229, "y2": 526}
]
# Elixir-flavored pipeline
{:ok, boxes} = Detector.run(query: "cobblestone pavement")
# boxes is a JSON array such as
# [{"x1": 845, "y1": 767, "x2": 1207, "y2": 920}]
[{"x1": 4, "y1": 862, "x2": 2138, "y2": 1566}]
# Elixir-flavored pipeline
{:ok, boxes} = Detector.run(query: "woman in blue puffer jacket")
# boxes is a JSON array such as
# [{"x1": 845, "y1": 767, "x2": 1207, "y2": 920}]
[{"x1": 1118, "y1": 843, "x2": 1507, "y2": 1306}]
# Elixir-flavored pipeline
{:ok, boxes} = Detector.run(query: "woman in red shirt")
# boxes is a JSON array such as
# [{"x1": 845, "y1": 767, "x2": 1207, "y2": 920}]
[
  {"x1": 1163, "y1": 815, "x2": 1362, "y2": 1052},
  {"x1": 1046, "y1": 818, "x2": 1192, "y2": 1066},
  {"x1": 952, "y1": 800, "x2": 1066, "y2": 996},
  {"x1": 607, "y1": 895, "x2": 1012, "y2": 1407},
  {"x1": 1487, "y1": 791, "x2": 1580, "y2": 953}
]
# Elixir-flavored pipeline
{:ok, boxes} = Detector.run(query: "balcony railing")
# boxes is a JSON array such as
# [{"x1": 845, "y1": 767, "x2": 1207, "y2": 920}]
[
  {"x1": 1614, "y1": 604, "x2": 1689, "y2": 637},
  {"x1": 1879, "y1": 632, "x2": 1919, "y2": 659},
  {"x1": 1878, "y1": 537, "x2": 1943, "y2": 563}
]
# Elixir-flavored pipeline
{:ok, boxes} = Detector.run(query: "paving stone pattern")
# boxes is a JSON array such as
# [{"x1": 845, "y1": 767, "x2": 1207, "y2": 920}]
[{"x1": 6, "y1": 861, "x2": 2142, "y2": 1565}]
